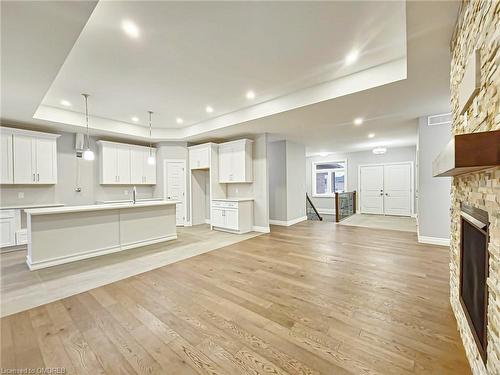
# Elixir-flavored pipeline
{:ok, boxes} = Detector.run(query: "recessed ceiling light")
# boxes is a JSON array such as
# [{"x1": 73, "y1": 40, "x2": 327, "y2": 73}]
[
  {"x1": 319, "y1": 152, "x2": 329, "y2": 157},
  {"x1": 368, "y1": 133, "x2": 375, "y2": 138},
  {"x1": 121, "y1": 20, "x2": 140, "y2": 39},
  {"x1": 206, "y1": 106, "x2": 214, "y2": 113},
  {"x1": 131, "y1": 116, "x2": 139, "y2": 122},
  {"x1": 60, "y1": 100, "x2": 71, "y2": 107},
  {"x1": 176, "y1": 117, "x2": 183, "y2": 124},
  {"x1": 373, "y1": 147, "x2": 387, "y2": 155},
  {"x1": 353, "y1": 117, "x2": 363, "y2": 126},
  {"x1": 345, "y1": 50, "x2": 359, "y2": 65},
  {"x1": 246, "y1": 90, "x2": 255, "y2": 100}
]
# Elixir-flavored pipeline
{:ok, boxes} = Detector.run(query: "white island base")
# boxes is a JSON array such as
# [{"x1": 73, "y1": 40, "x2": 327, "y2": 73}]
[{"x1": 25, "y1": 201, "x2": 178, "y2": 270}]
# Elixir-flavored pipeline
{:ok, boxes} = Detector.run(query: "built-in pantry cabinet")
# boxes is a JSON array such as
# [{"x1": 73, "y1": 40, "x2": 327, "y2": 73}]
[
  {"x1": 218, "y1": 139, "x2": 253, "y2": 183},
  {"x1": 211, "y1": 199, "x2": 253, "y2": 234},
  {"x1": 1, "y1": 127, "x2": 59, "y2": 185},
  {"x1": 97, "y1": 141, "x2": 156, "y2": 185}
]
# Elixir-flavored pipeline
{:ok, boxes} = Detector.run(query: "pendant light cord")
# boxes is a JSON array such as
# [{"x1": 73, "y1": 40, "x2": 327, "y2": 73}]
[
  {"x1": 82, "y1": 93, "x2": 90, "y2": 148},
  {"x1": 148, "y1": 110, "x2": 153, "y2": 156}
]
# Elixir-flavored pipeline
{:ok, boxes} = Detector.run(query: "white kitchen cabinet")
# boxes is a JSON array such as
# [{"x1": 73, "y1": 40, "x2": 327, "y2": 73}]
[
  {"x1": 218, "y1": 139, "x2": 253, "y2": 183},
  {"x1": 189, "y1": 144, "x2": 210, "y2": 169},
  {"x1": 11, "y1": 129, "x2": 59, "y2": 184},
  {"x1": 98, "y1": 141, "x2": 156, "y2": 185},
  {"x1": 0, "y1": 131, "x2": 13, "y2": 184},
  {"x1": 0, "y1": 210, "x2": 17, "y2": 247},
  {"x1": 99, "y1": 141, "x2": 131, "y2": 184},
  {"x1": 130, "y1": 146, "x2": 156, "y2": 184},
  {"x1": 211, "y1": 199, "x2": 253, "y2": 234}
]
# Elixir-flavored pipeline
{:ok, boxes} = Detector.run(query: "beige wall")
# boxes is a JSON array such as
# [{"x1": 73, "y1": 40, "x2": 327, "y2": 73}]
[{"x1": 449, "y1": 1, "x2": 499, "y2": 374}]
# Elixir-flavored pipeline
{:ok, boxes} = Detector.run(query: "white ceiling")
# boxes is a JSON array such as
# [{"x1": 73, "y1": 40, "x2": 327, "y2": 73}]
[
  {"x1": 40, "y1": 1, "x2": 406, "y2": 129},
  {"x1": 1, "y1": 1, "x2": 458, "y2": 154}
]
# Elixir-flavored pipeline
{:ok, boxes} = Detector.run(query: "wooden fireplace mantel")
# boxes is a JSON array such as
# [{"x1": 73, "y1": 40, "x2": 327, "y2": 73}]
[{"x1": 432, "y1": 130, "x2": 500, "y2": 177}]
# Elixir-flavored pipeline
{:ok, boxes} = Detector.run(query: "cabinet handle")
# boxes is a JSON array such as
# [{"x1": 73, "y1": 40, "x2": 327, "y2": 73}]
[
  {"x1": 32, "y1": 173, "x2": 35, "y2": 182},
  {"x1": 37, "y1": 173, "x2": 39, "y2": 181}
]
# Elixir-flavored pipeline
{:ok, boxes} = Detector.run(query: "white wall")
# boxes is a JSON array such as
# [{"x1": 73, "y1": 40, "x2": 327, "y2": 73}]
[
  {"x1": 268, "y1": 140, "x2": 306, "y2": 222},
  {"x1": 268, "y1": 140, "x2": 287, "y2": 221},
  {"x1": 417, "y1": 116, "x2": 451, "y2": 241},
  {"x1": 0, "y1": 131, "x2": 154, "y2": 207},
  {"x1": 306, "y1": 146, "x2": 417, "y2": 213}
]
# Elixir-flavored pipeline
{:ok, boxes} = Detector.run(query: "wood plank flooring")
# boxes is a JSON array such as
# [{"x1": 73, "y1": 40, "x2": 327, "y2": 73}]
[{"x1": 0, "y1": 221, "x2": 471, "y2": 374}]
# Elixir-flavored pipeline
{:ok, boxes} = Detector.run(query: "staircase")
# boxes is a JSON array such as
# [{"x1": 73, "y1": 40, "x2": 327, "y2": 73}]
[{"x1": 306, "y1": 193, "x2": 323, "y2": 221}]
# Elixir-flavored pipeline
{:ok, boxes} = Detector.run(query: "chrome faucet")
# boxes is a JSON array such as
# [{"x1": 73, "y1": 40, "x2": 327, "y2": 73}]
[{"x1": 132, "y1": 186, "x2": 137, "y2": 204}]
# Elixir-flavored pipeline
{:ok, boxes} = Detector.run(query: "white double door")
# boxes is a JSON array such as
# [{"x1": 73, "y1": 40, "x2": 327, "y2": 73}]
[
  {"x1": 359, "y1": 162, "x2": 412, "y2": 216},
  {"x1": 164, "y1": 160, "x2": 186, "y2": 226}
]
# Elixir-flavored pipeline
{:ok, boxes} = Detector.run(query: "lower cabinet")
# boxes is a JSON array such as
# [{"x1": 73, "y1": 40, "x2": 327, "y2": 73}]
[
  {"x1": 211, "y1": 200, "x2": 253, "y2": 234},
  {"x1": 0, "y1": 210, "x2": 17, "y2": 247}
]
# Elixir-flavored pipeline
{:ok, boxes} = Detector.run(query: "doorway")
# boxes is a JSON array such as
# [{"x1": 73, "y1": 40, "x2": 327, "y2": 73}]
[
  {"x1": 358, "y1": 162, "x2": 413, "y2": 216},
  {"x1": 163, "y1": 159, "x2": 187, "y2": 226}
]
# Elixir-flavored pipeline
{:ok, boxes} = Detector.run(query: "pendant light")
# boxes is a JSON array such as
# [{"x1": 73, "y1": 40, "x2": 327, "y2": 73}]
[
  {"x1": 81, "y1": 93, "x2": 95, "y2": 161},
  {"x1": 147, "y1": 110, "x2": 155, "y2": 165}
]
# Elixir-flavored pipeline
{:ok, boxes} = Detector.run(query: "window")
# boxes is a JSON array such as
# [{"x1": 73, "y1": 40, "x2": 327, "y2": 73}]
[{"x1": 312, "y1": 160, "x2": 346, "y2": 197}]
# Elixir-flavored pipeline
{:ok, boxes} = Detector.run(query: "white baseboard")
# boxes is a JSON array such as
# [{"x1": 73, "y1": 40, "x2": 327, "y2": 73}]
[
  {"x1": 317, "y1": 208, "x2": 335, "y2": 215},
  {"x1": 27, "y1": 234, "x2": 178, "y2": 270},
  {"x1": 205, "y1": 219, "x2": 211, "y2": 224},
  {"x1": 269, "y1": 216, "x2": 307, "y2": 227},
  {"x1": 418, "y1": 235, "x2": 450, "y2": 246},
  {"x1": 252, "y1": 225, "x2": 270, "y2": 233}
]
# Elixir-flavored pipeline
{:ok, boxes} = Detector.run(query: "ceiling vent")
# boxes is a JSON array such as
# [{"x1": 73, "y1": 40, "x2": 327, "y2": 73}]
[{"x1": 427, "y1": 113, "x2": 452, "y2": 126}]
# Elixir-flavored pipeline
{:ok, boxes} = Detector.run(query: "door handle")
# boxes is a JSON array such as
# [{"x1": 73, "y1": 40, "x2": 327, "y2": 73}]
[{"x1": 385, "y1": 193, "x2": 389, "y2": 196}]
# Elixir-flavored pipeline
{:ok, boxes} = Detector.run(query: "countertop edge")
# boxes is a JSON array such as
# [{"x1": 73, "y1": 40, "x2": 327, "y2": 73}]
[{"x1": 25, "y1": 201, "x2": 179, "y2": 216}]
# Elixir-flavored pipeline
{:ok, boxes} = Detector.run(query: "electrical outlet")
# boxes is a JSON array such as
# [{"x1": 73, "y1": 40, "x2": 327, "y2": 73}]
[
  {"x1": 124, "y1": 190, "x2": 129, "y2": 195},
  {"x1": 18, "y1": 192, "x2": 24, "y2": 199}
]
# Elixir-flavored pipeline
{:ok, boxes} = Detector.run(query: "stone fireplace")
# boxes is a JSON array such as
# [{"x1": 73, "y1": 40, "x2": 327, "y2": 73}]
[
  {"x1": 459, "y1": 204, "x2": 489, "y2": 363},
  {"x1": 449, "y1": 1, "x2": 499, "y2": 374}
]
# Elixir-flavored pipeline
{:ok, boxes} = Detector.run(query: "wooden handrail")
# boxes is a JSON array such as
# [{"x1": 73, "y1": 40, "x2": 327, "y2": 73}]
[{"x1": 306, "y1": 193, "x2": 323, "y2": 221}]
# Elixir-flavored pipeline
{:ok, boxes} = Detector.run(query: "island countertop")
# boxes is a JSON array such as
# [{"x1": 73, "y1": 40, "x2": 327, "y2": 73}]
[
  {"x1": 25, "y1": 200, "x2": 179, "y2": 216},
  {"x1": 26, "y1": 200, "x2": 179, "y2": 270}
]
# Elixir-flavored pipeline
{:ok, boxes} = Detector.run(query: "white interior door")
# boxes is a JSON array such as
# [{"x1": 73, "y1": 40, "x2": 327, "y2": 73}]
[
  {"x1": 384, "y1": 163, "x2": 411, "y2": 216},
  {"x1": 359, "y1": 165, "x2": 384, "y2": 214},
  {"x1": 165, "y1": 160, "x2": 186, "y2": 226}
]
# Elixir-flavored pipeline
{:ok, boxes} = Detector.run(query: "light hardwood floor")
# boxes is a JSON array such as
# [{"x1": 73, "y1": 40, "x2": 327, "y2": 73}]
[
  {"x1": 1, "y1": 225, "x2": 260, "y2": 317},
  {"x1": 0, "y1": 221, "x2": 471, "y2": 374}
]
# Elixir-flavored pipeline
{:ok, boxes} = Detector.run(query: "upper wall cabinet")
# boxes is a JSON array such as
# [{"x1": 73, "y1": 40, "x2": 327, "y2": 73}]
[
  {"x1": 188, "y1": 144, "x2": 210, "y2": 169},
  {"x1": 98, "y1": 141, "x2": 156, "y2": 185},
  {"x1": 130, "y1": 146, "x2": 157, "y2": 185},
  {"x1": 1, "y1": 127, "x2": 59, "y2": 185},
  {"x1": 1, "y1": 131, "x2": 13, "y2": 184},
  {"x1": 218, "y1": 139, "x2": 253, "y2": 183}
]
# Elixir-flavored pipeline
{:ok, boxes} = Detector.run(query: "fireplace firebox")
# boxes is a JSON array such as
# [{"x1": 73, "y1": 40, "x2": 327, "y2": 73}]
[{"x1": 460, "y1": 203, "x2": 489, "y2": 363}]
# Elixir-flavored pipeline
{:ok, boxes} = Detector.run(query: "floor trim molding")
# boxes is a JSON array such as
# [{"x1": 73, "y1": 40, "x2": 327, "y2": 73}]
[
  {"x1": 27, "y1": 234, "x2": 178, "y2": 270},
  {"x1": 418, "y1": 235, "x2": 450, "y2": 246},
  {"x1": 269, "y1": 216, "x2": 307, "y2": 227},
  {"x1": 252, "y1": 225, "x2": 270, "y2": 233}
]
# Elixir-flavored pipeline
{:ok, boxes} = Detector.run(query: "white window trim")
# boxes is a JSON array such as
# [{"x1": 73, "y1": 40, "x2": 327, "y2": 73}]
[{"x1": 311, "y1": 159, "x2": 347, "y2": 197}]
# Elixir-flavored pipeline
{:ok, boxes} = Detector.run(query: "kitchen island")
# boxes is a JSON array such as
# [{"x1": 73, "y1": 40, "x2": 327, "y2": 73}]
[{"x1": 24, "y1": 200, "x2": 178, "y2": 270}]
